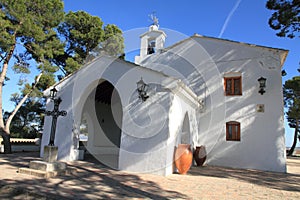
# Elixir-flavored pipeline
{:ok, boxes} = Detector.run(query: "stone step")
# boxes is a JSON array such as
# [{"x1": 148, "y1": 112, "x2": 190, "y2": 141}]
[
  {"x1": 19, "y1": 167, "x2": 59, "y2": 178},
  {"x1": 18, "y1": 167, "x2": 77, "y2": 178},
  {"x1": 29, "y1": 161, "x2": 66, "y2": 172}
]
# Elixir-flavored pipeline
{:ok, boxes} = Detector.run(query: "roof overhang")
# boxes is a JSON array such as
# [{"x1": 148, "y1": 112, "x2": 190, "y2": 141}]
[{"x1": 169, "y1": 80, "x2": 203, "y2": 108}]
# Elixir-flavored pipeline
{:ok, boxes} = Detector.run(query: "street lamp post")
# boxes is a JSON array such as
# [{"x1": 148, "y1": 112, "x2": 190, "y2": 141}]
[{"x1": 45, "y1": 87, "x2": 67, "y2": 146}]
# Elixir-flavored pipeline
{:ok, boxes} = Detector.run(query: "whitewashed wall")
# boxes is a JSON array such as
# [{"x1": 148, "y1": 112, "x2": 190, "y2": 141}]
[
  {"x1": 166, "y1": 93, "x2": 199, "y2": 174},
  {"x1": 41, "y1": 56, "x2": 193, "y2": 175},
  {"x1": 141, "y1": 36, "x2": 287, "y2": 172},
  {"x1": 41, "y1": 34, "x2": 287, "y2": 174}
]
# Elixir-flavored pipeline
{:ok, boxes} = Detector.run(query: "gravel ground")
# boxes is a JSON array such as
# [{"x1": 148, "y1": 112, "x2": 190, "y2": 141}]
[{"x1": 0, "y1": 152, "x2": 300, "y2": 199}]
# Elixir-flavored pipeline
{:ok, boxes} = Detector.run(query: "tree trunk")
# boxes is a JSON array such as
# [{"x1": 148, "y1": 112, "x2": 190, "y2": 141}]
[
  {"x1": 1, "y1": 73, "x2": 43, "y2": 154},
  {"x1": 0, "y1": 129, "x2": 11, "y2": 154},
  {"x1": 0, "y1": 42, "x2": 16, "y2": 154},
  {"x1": 288, "y1": 120, "x2": 299, "y2": 156}
]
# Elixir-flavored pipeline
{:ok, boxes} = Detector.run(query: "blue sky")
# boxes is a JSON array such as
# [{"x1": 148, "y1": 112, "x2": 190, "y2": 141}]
[{"x1": 3, "y1": 0, "x2": 299, "y2": 146}]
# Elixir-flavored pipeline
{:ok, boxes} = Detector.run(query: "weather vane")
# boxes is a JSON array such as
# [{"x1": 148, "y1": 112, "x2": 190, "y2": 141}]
[{"x1": 149, "y1": 11, "x2": 159, "y2": 27}]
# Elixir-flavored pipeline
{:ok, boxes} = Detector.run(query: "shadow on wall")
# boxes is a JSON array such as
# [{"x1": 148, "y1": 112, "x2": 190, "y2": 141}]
[
  {"x1": 117, "y1": 85, "x2": 174, "y2": 173},
  {"x1": 121, "y1": 84, "x2": 172, "y2": 154},
  {"x1": 204, "y1": 102, "x2": 285, "y2": 172}
]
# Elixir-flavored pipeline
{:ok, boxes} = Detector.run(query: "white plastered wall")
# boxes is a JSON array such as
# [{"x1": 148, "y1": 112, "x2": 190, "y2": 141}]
[
  {"x1": 166, "y1": 92, "x2": 199, "y2": 175},
  {"x1": 41, "y1": 56, "x2": 192, "y2": 175},
  {"x1": 141, "y1": 36, "x2": 286, "y2": 172}
]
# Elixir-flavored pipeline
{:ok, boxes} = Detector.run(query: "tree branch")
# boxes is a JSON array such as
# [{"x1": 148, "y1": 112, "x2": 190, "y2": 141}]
[
  {"x1": 4, "y1": 72, "x2": 43, "y2": 132},
  {"x1": 0, "y1": 44, "x2": 16, "y2": 129},
  {"x1": 0, "y1": 52, "x2": 7, "y2": 63}
]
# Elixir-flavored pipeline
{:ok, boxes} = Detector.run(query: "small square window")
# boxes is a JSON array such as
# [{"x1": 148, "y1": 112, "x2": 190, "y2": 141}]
[
  {"x1": 226, "y1": 121, "x2": 240, "y2": 141},
  {"x1": 224, "y1": 77, "x2": 242, "y2": 96}
]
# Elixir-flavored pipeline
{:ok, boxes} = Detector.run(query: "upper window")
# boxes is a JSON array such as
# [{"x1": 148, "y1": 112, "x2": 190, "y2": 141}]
[
  {"x1": 226, "y1": 121, "x2": 241, "y2": 141},
  {"x1": 224, "y1": 76, "x2": 242, "y2": 96}
]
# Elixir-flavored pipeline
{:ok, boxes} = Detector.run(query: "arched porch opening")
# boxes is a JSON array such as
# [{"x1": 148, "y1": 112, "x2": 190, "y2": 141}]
[{"x1": 80, "y1": 79, "x2": 123, "y2": 169}]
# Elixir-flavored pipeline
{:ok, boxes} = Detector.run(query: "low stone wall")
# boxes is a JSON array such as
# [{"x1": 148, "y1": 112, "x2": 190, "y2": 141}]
[{"x1": 0, "y1": 138, "x2": 40, "y2": 153}]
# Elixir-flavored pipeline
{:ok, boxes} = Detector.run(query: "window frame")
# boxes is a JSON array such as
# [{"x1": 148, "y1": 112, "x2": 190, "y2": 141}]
[
  {"x1": 224, "y1": 76, "x2": 242, "y2": 96},
  {"x1": 226, "y1": 121, "x2": 241, "y2": 141}
]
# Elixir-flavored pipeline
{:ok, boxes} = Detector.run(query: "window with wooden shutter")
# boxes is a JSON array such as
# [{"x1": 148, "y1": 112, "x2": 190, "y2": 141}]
[
  {"x1": 224, "y1": 76, "x2": 242, "y2": 96},
  {"x1": 226, "y1": 121, "x2": 241, "y2": 141}
]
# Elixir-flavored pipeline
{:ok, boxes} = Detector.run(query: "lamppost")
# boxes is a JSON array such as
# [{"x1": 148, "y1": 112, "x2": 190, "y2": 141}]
[{"x1": 45, "y1": 87, "x2": 67, "y2": 146}]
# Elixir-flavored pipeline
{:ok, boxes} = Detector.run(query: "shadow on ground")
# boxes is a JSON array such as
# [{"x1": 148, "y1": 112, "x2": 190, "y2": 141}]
[
  {"x1": 189, "y1": 162, "x2": 300, "y2": 193},
  {"x1": 0, "y1": 152, "x2": 188, "y2": 199}
]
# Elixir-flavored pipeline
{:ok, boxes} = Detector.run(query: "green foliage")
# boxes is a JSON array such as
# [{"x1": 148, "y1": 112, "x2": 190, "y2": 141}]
[
  {"x1": 0, "y1": 1, "x2": 64, "y2": 151},
  {"x1": 64, "y1": 57, "x2": 81, "y2": 74},
  {"x1": 55, "y1": 11, "x2": 104, "y2": 74},
  {"x1": 284, "y1": 76, "x2": 300, "y2": 107},
  {"x1": 19, "y1": 73, "x2": 55, "y2": 97},
  {"x1": 0, "y1": 0, "x2": 125, "y2": 147},
  {"x1": 0, "y1": 0, "x2": 65, "y2": 56},
  {"x1": 36, "y1": 73, "x2": 56, "y2": 91},
  {"x1": 55, "y1": 11, "x2": 125, "y2": 75},
  {"x1": 12, "y1": 53, "x2": 30, "y2": 74},
  {"x1": 283, "y1": 76, "x2": 300, "y2": 153},
  {"x1": 284, "y1": 76, "x2": 300, "y2": 124},
  {"x1": 102, "y1": 24, "x2": 125, "y2": 56},
  {"x1": 266, "y1": 0, "x2": 300, "y2": 38},
  {"x1": 4, "y1": 98, "x2": 45, "y2": 138},
  {"x1": 0, "y1": 0, "x2": 65, "y2": 93}
]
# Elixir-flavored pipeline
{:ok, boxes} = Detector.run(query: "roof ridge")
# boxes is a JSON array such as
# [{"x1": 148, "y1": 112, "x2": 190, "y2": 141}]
[{"x1": 191, "y1": 34, "x2": 289, "y2": 52}]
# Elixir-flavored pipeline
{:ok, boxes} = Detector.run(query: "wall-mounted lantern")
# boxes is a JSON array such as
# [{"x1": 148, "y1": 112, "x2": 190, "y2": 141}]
[
  {"x1": 49, "y1": 87, "x2": 58, "y2": 100},
  {"x1": 137, "y1": 78, "x2": 149, "y2": 101},
  {"x1": 258, "y1": 77, "x2": 266, "y2": 95}
]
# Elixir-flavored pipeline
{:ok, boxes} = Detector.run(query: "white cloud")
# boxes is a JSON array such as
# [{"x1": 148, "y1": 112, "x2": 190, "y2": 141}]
[{"x1": 218, "y1": 0, "x2": 242, "y2": 38}]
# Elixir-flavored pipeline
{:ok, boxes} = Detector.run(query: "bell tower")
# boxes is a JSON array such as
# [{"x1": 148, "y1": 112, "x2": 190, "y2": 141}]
[{"x1": 135, "y1": 14, "x2": 166, "y2": 65}]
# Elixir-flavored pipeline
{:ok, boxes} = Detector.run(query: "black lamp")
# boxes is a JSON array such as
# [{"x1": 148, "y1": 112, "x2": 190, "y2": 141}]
[
  {"x1": 258, "y1": 77, "x2": 266, "y2": 95},
  {"x1": 49, "y1": 87, "x2": 58, "y2": 100},
  {"x1": 137, "y1": 78, "x2": 149, "y2": 101}
]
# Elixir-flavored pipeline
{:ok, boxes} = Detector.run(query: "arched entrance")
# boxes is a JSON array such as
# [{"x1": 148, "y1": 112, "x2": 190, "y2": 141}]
[
  {"x1": 81, "y1": 79, "x2": 123, "y2": 169},
  {"x1": 94, "y1": 80, "x2": 122, "y2": 149}
]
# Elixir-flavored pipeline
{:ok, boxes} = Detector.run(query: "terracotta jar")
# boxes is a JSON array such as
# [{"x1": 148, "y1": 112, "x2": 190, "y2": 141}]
[
  {"x1": 193, "y1": 145, "x2": 207, "y2": 166},
  {"x1": 174, "y1": 144, "x2": 193, "y2": 174}
]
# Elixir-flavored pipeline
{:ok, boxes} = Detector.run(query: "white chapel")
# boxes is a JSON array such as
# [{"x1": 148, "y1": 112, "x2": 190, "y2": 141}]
[{"x1": 41, "y1": 21, "x2": 288, "y2": 176}]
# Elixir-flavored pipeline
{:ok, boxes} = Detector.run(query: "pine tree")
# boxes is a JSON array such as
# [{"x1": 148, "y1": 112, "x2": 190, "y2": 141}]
[
  {"x1": 54, "y1": 11, "x2": 124, "y2": 75},
  {"x1": 0, "y1": 0, "x2": 65, "y2": 153},
  {"x1": 283, "y1": 76, "x2": 300, "y2": 155},
  {"x1": 0, "y1": 2, "x2": 125, "y2": 154},
  {"x1": 266, "y1": 0, "x2": 300, "y2": 38}
]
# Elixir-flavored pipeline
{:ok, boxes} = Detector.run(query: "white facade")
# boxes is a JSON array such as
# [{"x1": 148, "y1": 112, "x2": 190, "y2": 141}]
[
  {"x1": 41, "y1": 56, "x2": 201, "y2": 175},
  {"x1": 140, "y1": 33, "x2": 288, "y2": 173},
  {"x1": 41, "y1": 26, "x2": 288, "y2": 175}
]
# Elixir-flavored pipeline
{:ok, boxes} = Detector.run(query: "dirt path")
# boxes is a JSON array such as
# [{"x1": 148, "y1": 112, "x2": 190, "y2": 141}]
[{"x1": 0, "y1": 152, "x2": 300, "y2": 199}]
